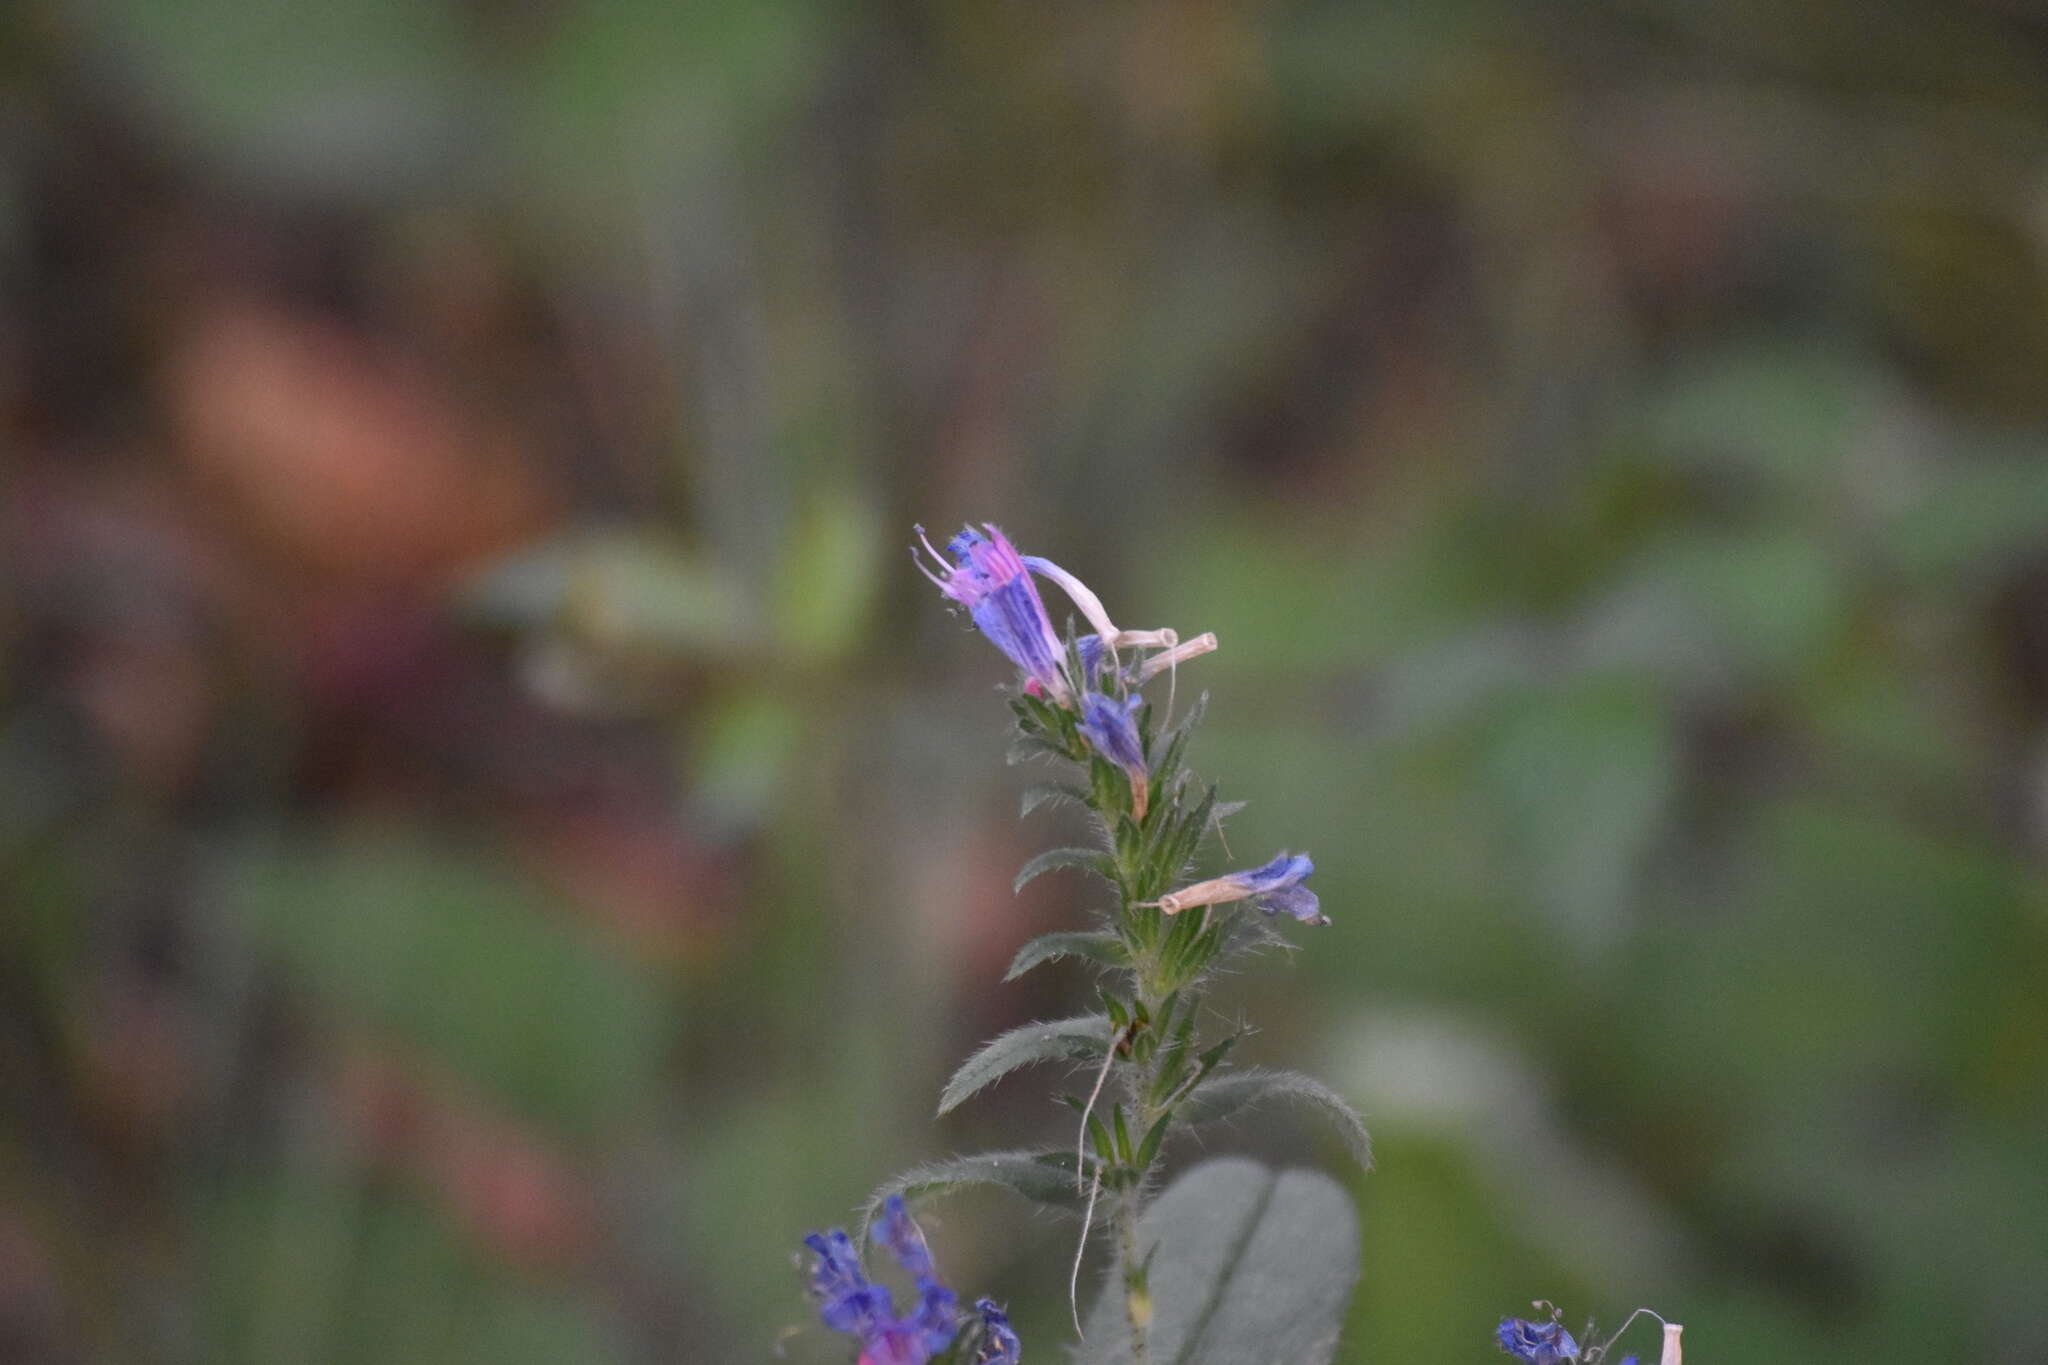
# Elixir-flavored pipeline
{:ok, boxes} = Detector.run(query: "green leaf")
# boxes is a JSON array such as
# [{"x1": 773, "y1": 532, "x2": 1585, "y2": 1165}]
[
  {"x1": 1003, "y1": 930, "x2": 1128, "y2": 981},
  {"x1": 1177, "y1": 1068, "x2": 1372, "y2": 1168},
  {"x1": 1133, "y1": 1110, "x2": 1173, "y2": 1171},
  {"x1": 1077, "y1": 1158, "x2": 1360, "y2": 1365},
  {"x1": 1151, "y1": 784, "x2": 1218, "y2": 896},
  {"x1": 936, "y1": 1015, "x2": 1114, "y2": 1115},
  {"x1": 1014, "y1": 846, "x2": 1112, "y2": 894},
  {"x1": 212, "y1": 831, "x2": 668, "y2": 1136},
  {"x1": 862, "y1": 1150, "x2": 1091, "y2": 1232},
  {"x1": 1019, "y1": 781, "x2": 1091, "y2": 818}
]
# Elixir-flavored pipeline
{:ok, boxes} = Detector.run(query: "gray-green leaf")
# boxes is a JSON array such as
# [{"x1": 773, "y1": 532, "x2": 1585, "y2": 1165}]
[
  {"x1": 1078, "y1": 1157, "x2": 1360, "y2": 1365},
  {"x1": 1003, "y1": 931, "x2": 1128, "y2": 982},
  {"x1": 1014, "y1": 846, "x2": 1113, "y2": 893},
  {"x1": 861, "y1": 1150, "x2": 1090, "y2": 1235},
  {"x1": 1176, "y1": 1068, "x2": 1371, "y2": 1168},
  {"x1": 1020, "y1": 781, "x2": 1090, "y2": 817},
  {"x1": 937, "y1": 1015, "x2": 1114, "y2": 1115}
]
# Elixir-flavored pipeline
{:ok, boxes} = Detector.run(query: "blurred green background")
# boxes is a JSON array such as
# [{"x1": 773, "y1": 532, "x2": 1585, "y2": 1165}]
[{"x1": 5, "y1": 1, "x2": 2048, "y2": 1361}]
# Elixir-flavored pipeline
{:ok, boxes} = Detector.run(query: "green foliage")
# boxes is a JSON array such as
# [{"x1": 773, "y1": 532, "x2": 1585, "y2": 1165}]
[
  {"x1": 1075, "y1": 1158, "x2": 1361, "y2": 1365},
  {"x1": 1174, "y1": 1069, "x2": 1373, "y2": 1169},
  {"x1": 862, "y1": 1151, "x2": 1094, "y2": 1231},
  {"x1": 1004, "y1": 930, "x2": 1129, "y2": 981},
  {"x1": 1012, "y1": 845, "x2": 1115, "y2": 894},
  {"x1": 937, "y1": 1015, "x2": 1115, "y2": 1116},
  {"x1": 213, "y1": 831, "x2": 668, "y2": 1136}
]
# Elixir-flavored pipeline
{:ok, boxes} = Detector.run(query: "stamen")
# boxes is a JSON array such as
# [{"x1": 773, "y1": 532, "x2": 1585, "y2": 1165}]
[
  {"x1": 1023, "y1": 555, "x2": 1122, "y2": 644},
  {"x1": 1134, "y1": 632, "x2": 1218, "y2": 684}
]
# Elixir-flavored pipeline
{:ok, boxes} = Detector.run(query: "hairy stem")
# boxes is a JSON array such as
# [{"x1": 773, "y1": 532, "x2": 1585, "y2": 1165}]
[{"x1": 1115, "y1": 1181, "x2": 1149, "y2": 1363}]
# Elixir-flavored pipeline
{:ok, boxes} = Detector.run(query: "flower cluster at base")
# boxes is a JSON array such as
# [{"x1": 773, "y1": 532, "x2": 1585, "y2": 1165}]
[{"x1": 803, "y1": 1195, "x2": 1019, "y2": 1365}]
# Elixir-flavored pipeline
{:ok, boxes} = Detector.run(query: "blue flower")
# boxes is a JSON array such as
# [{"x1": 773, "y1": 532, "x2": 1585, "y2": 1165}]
[
  {"x1": 1497, "y1": 1315, "x2": 1580, "y2": 1364},
  {"x1": 802, "y1": 1196, "x2": 998, "y2": 1365},
  {"x1": 915, "y1": 524, "x2": 1070, "y2": 702},
  {"x1": 1077, "y1": 690, "x2": 1150, "y2": 818},
  {"x1": 971, "y1": 1298, "x2": 1021, "y2": 1365},
  {"x1": 1157, "y1": 852, "x2": 1326, "y2": 925}
]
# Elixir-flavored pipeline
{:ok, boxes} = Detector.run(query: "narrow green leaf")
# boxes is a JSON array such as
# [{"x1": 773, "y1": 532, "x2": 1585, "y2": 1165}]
[
  {"x1": 1100, "y1": 989, "x2": 1130, "y2": 1031},
  {"x1": 1111, "y1": 1105, "x2": 1133, "y2": 1163},
  {"x1": 1161, "y1": 784, "x2": 1218, "y2": 885},
  {"x1": 1019, "y1": 781, "x2": 1090, "y2": 818},
  {"x1": 1088, "y1": 1112, "x2": 1116, "y2": 1164},
  {"x1": 1008, "y1": 733, "x2": 1072, "y2": 765},
  {"x1": 936, "y1": 1015, "x2": 1114, "y2": 1115},
  {"x1": 1002, "y1": 930, "x2": 1127, "y2": 982},
  {"x1": 1133, "y1": 1110, "x2": 1173, "y2": 1171},
  {"x1": 1193, "y1": 1034, "x2": 1239, "y2": 1083},
  {"x1": 1149, "y1": 1007, "x2": 1202, "y2": 1103},
  {"x1": 1076, "y1": 1158, "x2": 1359, "y2": 1365},
  {"x1": 1150, "y1": 692, "x2": 1209, "y2": 789},
  {"x1": 1013, "y1": 846, "x2": 1111, "y2": 894},
  {"x1": 1176, "y1": 1068, "x2": 1371, "y2": 1168},
  {"x1": 862, "y1": 1150, "x2": 1092, "y2": 1234}
]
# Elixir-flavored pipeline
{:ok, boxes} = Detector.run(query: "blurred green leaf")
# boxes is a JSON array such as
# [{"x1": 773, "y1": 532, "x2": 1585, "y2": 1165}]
[
  {"x1": 212, "y1": 830, "x2": 669, "y2": 1135},
  {"x1": 1078, "y1": 1158, "x2": 1360, "y2": 1365},
  {"x1": 460, "y1": 529, "x2": 757, "y2": 657},
  {"x1": 1483, "y1": 680, "x2": 1677, "y2": 947},
  {"x1": 774, "y1": 489, "x2": 883, "y2": 661},
  {"x1": 692, "y1": 690, "x2": 804, "y2": 828},
  {"x1": 1886, "y1": 452, "x2": 2048, "y2": 591},
  {"x1": 204, "y1": 1167, "x2": 621, "y2": 1365},
  {"x1": 85, "y1": 0, "x2": 471, "y2": 192}
]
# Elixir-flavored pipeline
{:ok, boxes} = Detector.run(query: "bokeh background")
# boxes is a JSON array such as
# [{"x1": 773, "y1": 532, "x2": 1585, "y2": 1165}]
[{"x1": 6, "y1": 1, "x2": 2048, "y2": 1361}]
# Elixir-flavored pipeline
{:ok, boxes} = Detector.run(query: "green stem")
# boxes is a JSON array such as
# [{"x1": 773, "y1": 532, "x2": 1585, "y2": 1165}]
[{"x1": 1115, "y1": 1181, "x2": 1150, "y2": 1362}]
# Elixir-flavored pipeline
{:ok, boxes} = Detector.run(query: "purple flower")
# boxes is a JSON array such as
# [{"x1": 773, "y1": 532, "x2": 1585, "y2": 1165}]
[
  {"x1": 971, "y1": 1298, "x2": 1021, "y2": 1365},
  {"x1": 803, "y1": 1196, "x2": 988, "y2": 1365},
  {"x1": 1156, "y1": 852, "x2": 1326, "y2": 925},
  {"x1": 1497, "y1": 1316, "x2": 1580, "y2": 1364},
  {"x1": 915, "y1": 525, "x2": 1071, "y2": 702},
  {"x1": 1077, "y1": 690, "x2": 1149, "y2": 818}
]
